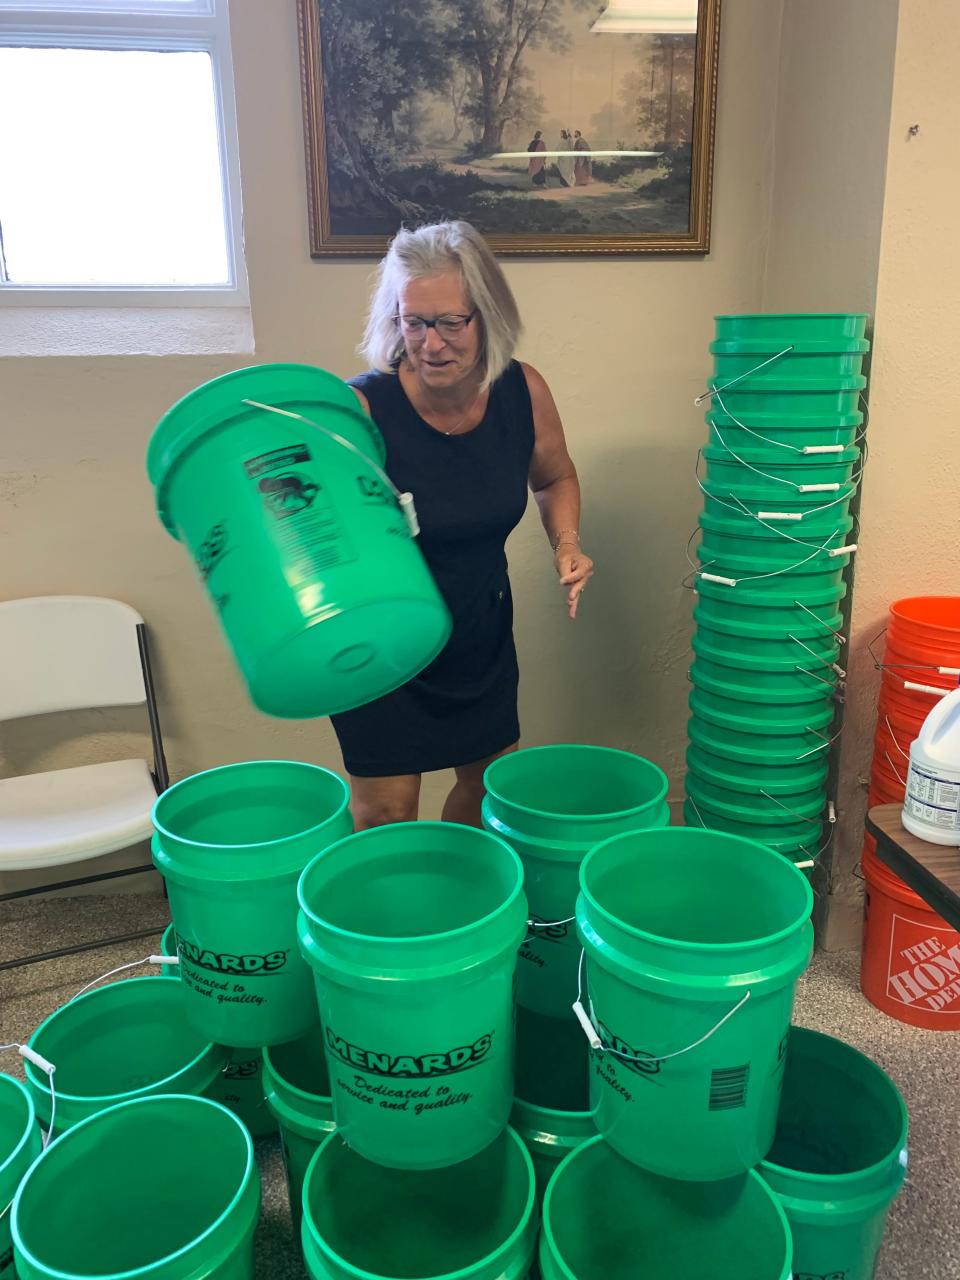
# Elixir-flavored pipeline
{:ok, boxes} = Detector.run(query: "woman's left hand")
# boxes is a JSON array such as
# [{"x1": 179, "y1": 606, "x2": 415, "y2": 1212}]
[{"x1": 555, "y1": 545, "x2": 594, "y2": 619}]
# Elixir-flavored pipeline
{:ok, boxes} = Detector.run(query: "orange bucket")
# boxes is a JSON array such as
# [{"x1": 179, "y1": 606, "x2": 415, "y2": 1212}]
[
  {"x1": 888, "y1": 596, "x2": 960, "y2": 658},
  {"x1": 879, "y1": 670, "x2": 947, "y2": 720},
  {"x1": 861, "y1": 842, "x2": 960, "y2": 1030}
]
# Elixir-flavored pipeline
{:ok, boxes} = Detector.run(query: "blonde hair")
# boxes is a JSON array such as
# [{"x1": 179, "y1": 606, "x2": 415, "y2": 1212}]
[{"x1": 358, "y1": 221, "x2": 522, "y2": 389}]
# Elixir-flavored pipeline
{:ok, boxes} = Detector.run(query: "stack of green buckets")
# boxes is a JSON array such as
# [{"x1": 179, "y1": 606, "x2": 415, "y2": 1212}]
[{"x1": 686, "y1": 312, "x2": 869, "y2": 869}]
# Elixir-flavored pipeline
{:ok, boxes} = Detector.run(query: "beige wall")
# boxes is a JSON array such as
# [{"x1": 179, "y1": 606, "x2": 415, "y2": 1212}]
[
  {"x1": 817, "y1": 0, "x2": 960, "y2": 946},
  {"x1": 1, "y1": 0, "x2": 789, "y2": 894},
  {"x1": 760, "y1": 0, "x2": 901, "y2": 944}
]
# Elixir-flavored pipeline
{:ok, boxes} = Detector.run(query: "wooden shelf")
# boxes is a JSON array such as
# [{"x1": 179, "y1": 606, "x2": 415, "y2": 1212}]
[{"x1": 866, "y1": 804, "x2": 960, "y2": 931}]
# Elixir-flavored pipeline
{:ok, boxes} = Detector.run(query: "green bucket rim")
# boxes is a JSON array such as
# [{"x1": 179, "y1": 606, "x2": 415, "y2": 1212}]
[
  {"x1": 703, "y1": 443, "x2": 861, "y2": 468},
  {"x1": 152, "y1": 760, "x2": 351, "y2": 856},
  {"x1": 707, "y1": 375, "x2": 867, "y2": 392},
  {"x1": 0, "y1": 1073, "x2": 38, "y2": 1202},
  {"x1": 11, "y1": 1094, "x2": 257, "y2": 1280},
  {"x1": 760, "y1": 1027, "x2": 908, "y2": 1196},
  {"x1": 714, "y1": 312, "x2": 868, "y2": 322},
  {"x1": 541, "y1": 1135, "x2": 793, "y2": 1280},
  {"x1": 297, "y1": 821, "x2": 525, "y2": 948},
  {"x1": 23, "y1": 978, "x2": 225, "y2": 1115},
  {"x1": 579, "y1": 827, "x2": 813, "y2": 955},
  {"x1": 301, "y1": 1125, "x2": 537, "y2": 1280},
  {"x1": 710, "y1": 338, "x2": 870, "y2": 355},
  {"x1": 482, "y1": 744, "x2": 669, "y2": 825}
]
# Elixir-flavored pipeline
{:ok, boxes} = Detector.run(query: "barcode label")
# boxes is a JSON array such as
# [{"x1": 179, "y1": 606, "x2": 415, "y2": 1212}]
[{"x1": 709, "y1": 1064, "x2": 749, "y2": 1111}]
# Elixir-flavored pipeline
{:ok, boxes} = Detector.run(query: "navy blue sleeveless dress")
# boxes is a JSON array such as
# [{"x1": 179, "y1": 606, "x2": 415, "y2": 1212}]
[{"x1": 330, "y1": 360, "x2": 535, "y2": 776}]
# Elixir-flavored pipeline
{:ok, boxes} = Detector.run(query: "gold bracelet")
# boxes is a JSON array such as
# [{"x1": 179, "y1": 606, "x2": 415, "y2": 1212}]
[{"x1": 552, "y1": 528, "x2": 580, "y2": 551}]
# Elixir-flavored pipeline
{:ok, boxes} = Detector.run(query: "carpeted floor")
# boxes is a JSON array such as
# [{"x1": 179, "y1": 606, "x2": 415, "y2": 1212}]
[{"x1": 1, "y1": 893, "x2": 954, "y2": 1279}]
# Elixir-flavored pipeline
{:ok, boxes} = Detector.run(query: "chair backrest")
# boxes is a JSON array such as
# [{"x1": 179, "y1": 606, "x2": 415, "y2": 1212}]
[{"x1": 0, "y1": 596, "x2": 147, "y2": 720}]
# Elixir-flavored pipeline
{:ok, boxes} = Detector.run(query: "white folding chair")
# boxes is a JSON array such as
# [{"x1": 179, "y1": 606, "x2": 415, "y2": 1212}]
[{"x1": 0, "y1": 596, "x2": 169, "y2": 969}]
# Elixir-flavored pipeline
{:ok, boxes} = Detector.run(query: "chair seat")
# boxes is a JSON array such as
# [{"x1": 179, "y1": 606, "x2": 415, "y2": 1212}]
[{"x1": 0, "y1": 759, "x2": 157, "y2": 870}]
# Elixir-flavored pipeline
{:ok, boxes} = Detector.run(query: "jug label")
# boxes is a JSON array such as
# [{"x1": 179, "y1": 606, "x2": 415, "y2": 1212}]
[{"x1": 244, "y1": 443, "x2": 358, "y2": 575}]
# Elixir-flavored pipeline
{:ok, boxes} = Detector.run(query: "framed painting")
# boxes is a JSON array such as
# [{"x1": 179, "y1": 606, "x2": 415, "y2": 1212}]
[{"x1": 298, "y1": 0, "x2": 721, "y2": 256}]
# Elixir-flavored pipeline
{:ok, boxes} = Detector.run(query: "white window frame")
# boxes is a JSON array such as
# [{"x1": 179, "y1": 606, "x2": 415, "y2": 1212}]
[{"x1": 0, "y1": 0, "x2": 247, "y2": 306}]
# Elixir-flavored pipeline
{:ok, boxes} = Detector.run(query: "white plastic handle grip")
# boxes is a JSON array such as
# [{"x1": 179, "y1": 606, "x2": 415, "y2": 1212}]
[
  {"x1": 904, "y1": 681, "x2": 949, "y2": 697},
  {"x1": 757, "y1": 511, "x2": 803, "y2": 521},
  {"x1": 150, "y1": 955, "x2": 180, "y2": 967},
  {"x1": 700, "y1": 572, "x2": 738, "y2": 587},
  {"x1": 572, "y1": 1001, "x2": 602, "y2": 1049},
  {"x1": 20, "y1": 1046, "x2": 55, "y2": 1076},
  {"x1": 798, "y1": 483, "x2": 841, "y2": 493},
  {"x1": 802, "y1": 445, "x2": 845, "y2": 455},
  {"x1": 827, "y1": 543, "x2": 858, "y2": 558}
]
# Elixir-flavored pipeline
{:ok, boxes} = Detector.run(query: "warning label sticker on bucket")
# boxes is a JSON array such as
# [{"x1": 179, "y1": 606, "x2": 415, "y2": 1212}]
[
  {"x1": 244, "y1": 443, "x2": 357, "y2": 575},
  {"x1": 886, "y1": 916, "x2": 960, "y2": 1014}
]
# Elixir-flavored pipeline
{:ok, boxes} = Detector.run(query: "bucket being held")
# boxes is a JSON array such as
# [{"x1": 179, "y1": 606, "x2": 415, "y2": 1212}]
[
  {"x1": 902, "y1": 686, "x2": 960, "y2": 846},
  {"x1": 297, "y1": 822, "x2": 526, "y2": 1169},
  {"x1": 0, "y1": 1074, "x2": 42, "y2": 1280},
  {"x1": 152, "y1": 760, "x2": 352, "y2": 1049},
  {"x1": 147, "y1": 363, "x2": 452, "y2": 718},
  {"x1": 540, "y1": 1135, "x2": 793, "y2": 1280},
  {"x1": 22, "y1": 977, "x2": 228, "y2": 1134},
  {"x1": 761, "y1": 1026, "x2": 907, "y2": 1280},
  {"x1": 301, "y1": 1127, "x2": 536, "y2": 1280},
  {"x1": 11, "y1": 1095, "x2": 260, "y2": 1280},
  {"x1": 262, "y1": 1024, "x2": 335, "y2": 1235},
  {"x1": 576, "y1": 826, "x2": 813, "y2": 1181},
  {"x1": 482, "y1": 745, "x2": 668, "y2": 1019}
]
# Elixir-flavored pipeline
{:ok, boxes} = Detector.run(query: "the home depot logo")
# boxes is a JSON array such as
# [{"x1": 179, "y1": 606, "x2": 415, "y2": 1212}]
[{"x1": 887, "y1": 920, "x2": 960, "y2": 1013}]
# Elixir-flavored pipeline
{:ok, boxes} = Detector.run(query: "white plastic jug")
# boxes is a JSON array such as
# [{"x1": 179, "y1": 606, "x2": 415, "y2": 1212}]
[{"x1": 902, "y1": 686, "x2": 960, "y2": 846}]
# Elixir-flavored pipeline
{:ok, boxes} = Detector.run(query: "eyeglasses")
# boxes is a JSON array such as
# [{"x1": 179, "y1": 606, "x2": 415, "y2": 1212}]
[{"x1": 394, "y1": 310, "x2": 478, "y2": 341}]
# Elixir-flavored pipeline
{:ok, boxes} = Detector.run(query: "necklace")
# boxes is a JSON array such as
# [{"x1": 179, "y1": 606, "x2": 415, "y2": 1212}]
[{"x1": 433, "y1": 391, "x2": 483, "y2": 436}]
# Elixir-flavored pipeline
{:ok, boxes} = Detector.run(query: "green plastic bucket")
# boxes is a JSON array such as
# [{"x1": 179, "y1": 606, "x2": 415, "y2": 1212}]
[
  {"x1": 690, "y1": 658, "x2": 838, "y2": 704},
  {"x1": 147, "y1": 363, "x2": 452, "y2": 719},
  {"x1": 699, "y1": 489, "x2": 854, "y2": 537},
  {"x1": 297, "y1": 822, "x2": 527, "y2": 1169},
  {"x1": 0, "y1": 1075, "x2": 42, "y2": 1280},
  {"x1": 577, "y1": 826, "x2": 813, "y2": 1180},
  {"x1": 687, "y1": 713, "x2": 833, "y2": 769},
  {"x1": 152, "y1": 760, "x2": 352, "y2": 1048},
  {"x1": 697, "y1": 521, "x2": 854, "y2": 568},
  {"x1": 688, "y1": 688, "x2": 835, "y2": 738},
  {"x1": 686, "y1": 745, "x2": 828, "y2": 794},
  {"x1": 760, "y1": 1027, "x2": 908, "y2": 1280},
  {"x1": 713, "y1": 351, "x2": 867, "y2": 386},
  {"x1": 23, "y1": 977, "x2": 228, "y2": 1134},
  {"x1": 482, "y1": 745, "x2": 669, "y2": 1019},
  {"x1": 714, "y1": 313, "x2": 868, "y2": 342},
  {"x1": 706, "y1": 409, "x2": 862, "y2": 453},
  {"x1": 262, "y1": 1024, "x2": 335, "y2": 1237},
  {"x1": 693, "y1": 619, "x2": 841, "y2": 668},
  {"x1": 541, "y1": 1135, "x2": 793, "y2": 1280},
  {"x1": 685, "y1": 771, "x2": 826, "y2": 824},
  {"x1": 692, "y1": 632, "x2": 841, "y2": 678},
  {"x1": 11, "y1": 1095, "x2": 259, "y2": 1280},
  {"x1": 694, "y1": 575, "x2": 847, "y2": 631},
  {"x1": 691, "y1": 647, "x2": 839, "y2": 697},
  {"x1": 511, "y1": 1005, "x2": 594, "y2": 1200},
  {"x1": 704, "y1": 444, "x2": 861, "y2": 492},
  {"x1": 682, "y1": 800, "x2": 823, "y2": 861},
  {"x1": 159, "y1": 925, "x2": 276, "y2": 1139},
  {"x1": 705, "y1": 378, "x2": 865, "y2": 420},
  {"x1": 302, "y1": 1126, "x2": 537, "y2": 1280}
]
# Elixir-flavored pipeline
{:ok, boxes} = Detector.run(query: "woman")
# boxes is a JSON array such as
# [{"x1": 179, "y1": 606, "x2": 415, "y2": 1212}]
[
  {"x1": 335, "y1": 220, "x2": 593, "y2": 830},
  {"x1": 557, "y1": 129, "x2": 575, "y2": 187}
]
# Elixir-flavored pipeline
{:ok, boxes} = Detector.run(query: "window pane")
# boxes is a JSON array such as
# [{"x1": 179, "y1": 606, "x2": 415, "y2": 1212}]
[{"x1": 0, "y1": 47, "x2": 230, "y2": 286}]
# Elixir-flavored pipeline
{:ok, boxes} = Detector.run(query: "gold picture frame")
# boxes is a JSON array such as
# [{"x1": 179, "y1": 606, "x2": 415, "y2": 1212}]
[{"x1": 298, "y1": 0, "x2": 721, "y2": 257}]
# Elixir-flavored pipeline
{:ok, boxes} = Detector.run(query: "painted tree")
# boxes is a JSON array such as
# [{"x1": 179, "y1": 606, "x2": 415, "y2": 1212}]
[
  {"x1": 447, "y1": 0, "x2": 571, "y2": 153},
  {"x1": 630, "y1": 34, "x2": 696, "y2": 147}
]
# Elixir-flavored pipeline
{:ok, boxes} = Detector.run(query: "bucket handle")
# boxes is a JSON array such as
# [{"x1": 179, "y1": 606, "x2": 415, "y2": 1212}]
[
  {"x1": 0, "y1": 1043, "x2": 57, "y2": 1149},
  {"x1": 867, "y1": 628, "x2": 960, "y2": 678},
  {"x1": 883, "y1": 751, "x2": 908, "y2": 787},
  {"x1": 884, "y1": 715, "x2": 911, "y2": 760},
  {"x1": 0, "y1": 953, "x2": 178, "y2": 1153},
  {"x1": 242, "y1": 400, "x2": 420, "y2": 537},
  {"x1": 684, "y1": 794, "x2": 832, "y2": 869},
  {"x1": 572, "y1": 950, "x2": 751, "y2": 1062},
  {"x1": 694, "y1": 347, "x2": 795, "y2": 407}
]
